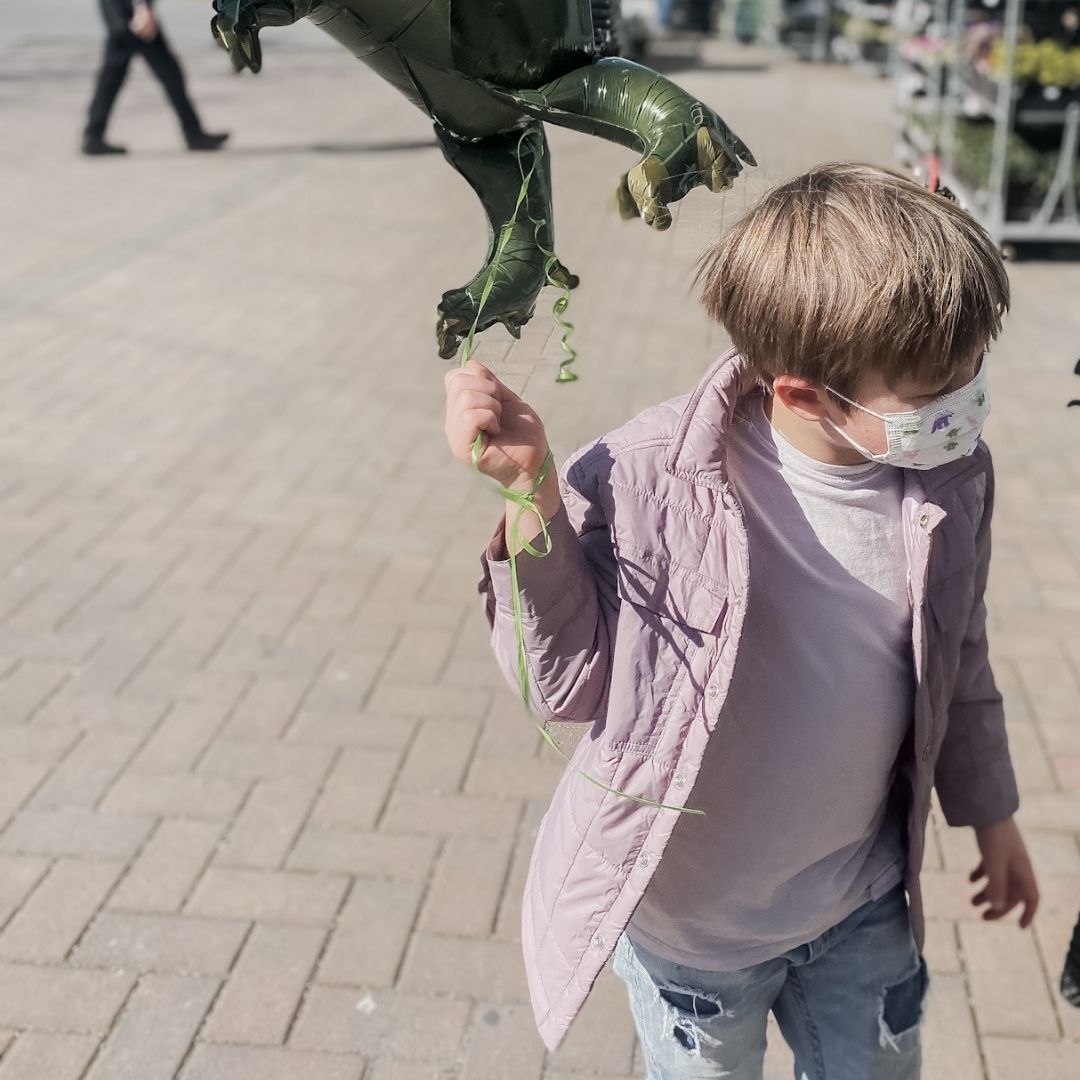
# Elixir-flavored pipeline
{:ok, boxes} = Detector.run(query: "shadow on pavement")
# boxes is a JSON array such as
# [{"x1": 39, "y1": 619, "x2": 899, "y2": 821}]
[{"x1": 135, "y1": 137, "x2": 439, "y2": 159}]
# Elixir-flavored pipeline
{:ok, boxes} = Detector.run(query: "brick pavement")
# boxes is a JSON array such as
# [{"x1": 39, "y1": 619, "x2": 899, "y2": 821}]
[{"x1": 0, "y1": 12, "x2": 1078, "y2": 1080}]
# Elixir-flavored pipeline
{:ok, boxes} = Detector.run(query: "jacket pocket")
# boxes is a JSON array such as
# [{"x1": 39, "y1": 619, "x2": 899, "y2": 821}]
[
  {"x1": 601, "y1": 540, "x2": 726, "y2": 756},
  {"x1": 613, "y1": 538, "x2": 727, "y2": 635}
]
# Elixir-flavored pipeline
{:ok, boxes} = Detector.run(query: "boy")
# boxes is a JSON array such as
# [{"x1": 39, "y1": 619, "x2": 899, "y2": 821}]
[{"x1": 445, "y1": 163, "x2": 1039, "y2": 1078}]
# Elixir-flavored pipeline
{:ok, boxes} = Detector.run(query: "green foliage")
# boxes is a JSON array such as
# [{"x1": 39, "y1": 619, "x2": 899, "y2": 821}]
[
  {"x1": 991, "y1": 38, "x2": 1080, "y2": 88},
  {"x1": 953, "y1": 118, "x2": 1080, "y2": 199}
]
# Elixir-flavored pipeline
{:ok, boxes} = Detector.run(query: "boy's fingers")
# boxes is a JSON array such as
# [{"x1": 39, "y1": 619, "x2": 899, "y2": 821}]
[
  {"x1": 445, "y1": 367, "x2": 499, "y2": 400},
  {"x1": 462, "y1": 407, "x2": 500, "y2": 437},
  {"x1": 448, "y1": 409, "x2": 499, "y2": 460},
  {"x1": 969, "y1": 862, "x2": 985, "y2": 883},
  {"x1": 454, "y1": 358, "x2": 521, "y2": 403},
  {"x1": 454, "y1": 389, "x2": 502, "y2": 416}
]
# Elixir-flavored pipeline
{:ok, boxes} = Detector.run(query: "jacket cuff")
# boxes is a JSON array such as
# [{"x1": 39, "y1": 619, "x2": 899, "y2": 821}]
[
  {"x1": 480, "y1": 504, "x2": 591, "y2": 620},
  {"x1": 935, "y1": 757, "x2": 1020, "y2": 828}
]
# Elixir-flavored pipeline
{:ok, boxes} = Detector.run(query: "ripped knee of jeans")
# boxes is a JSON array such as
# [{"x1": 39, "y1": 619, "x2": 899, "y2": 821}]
[
  {"x1": 656, "y1": 985, "x2": 730, "y2": 1054},
  {"x1": 878, "y1": 956, "x2": 929, "y2": 1052}
]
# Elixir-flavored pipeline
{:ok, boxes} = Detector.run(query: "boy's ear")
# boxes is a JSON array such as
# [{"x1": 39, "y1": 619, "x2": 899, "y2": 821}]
[{"x1": 773, "y1": 375, "x2": 831, "y2": 422}]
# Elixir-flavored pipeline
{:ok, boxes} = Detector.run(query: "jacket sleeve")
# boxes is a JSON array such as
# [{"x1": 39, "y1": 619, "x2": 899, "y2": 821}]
[
  {"x1": 934, "y1": 461, "x2": 1020, "y2": 828},
  {"x1": 477, "y1": 443, "x2": 620, "y2": 724}
]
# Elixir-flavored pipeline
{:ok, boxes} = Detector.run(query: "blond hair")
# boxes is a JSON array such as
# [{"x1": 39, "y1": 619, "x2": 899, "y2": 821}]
[{"x1": 696, "y1": 163, "x2": 1010, "y2": 400}]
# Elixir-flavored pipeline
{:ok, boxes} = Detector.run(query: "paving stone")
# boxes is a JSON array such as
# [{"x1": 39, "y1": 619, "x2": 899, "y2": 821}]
[
  {"x1": 397, "y1": 717, "x2": 481, "y2": 793},
  {"x1": 0, "y1": 858, "x2": 126, "y2": 963},
  {"x1": 924, "y1": 920, "x2": 962, "y2": 975},
  {"x1": 311, "y1": 748, "x2": 401, "y2": 830},
  {"x1": 983, "y1": 1036, "x2": 1080, "y2": 1080},
  {"x1": 460, "y1": 1002, "x2": 545, "y2": 1080},
  {"x1": 0, "y1": 808, "x2": 153, "y2": 860},
  {"x1": 128, "y1": 702, "x2": 228, "y2": 774},
  {"x1": 181, "y1": 1044, "x2": 365, "y2": 1080},
  {"x1": 1024, "y1": 830, "x2": 1080, "y2": 877},
  {"x1": 1017, "y1": 792, "x2": 1080, "y2": 832},
  {"x1": 203, "y1": 924, "x2": 325, "y2": 1045},
  {"x1": 28, "y1": 729, "x2": 146, "y2": 811},
  {"x1": 85, "y1": 974, "x2": 219, "y2": 1080},
  {"x1": 398, "y1": 934, "x2": 530, "y2": 1003},
  {"x1": 186, "y1": 867, "x2": 349, "y2": 924},
  {"x1": 379, "y1": 791, "x2": 521, "y2": 840},
  {"x1": 73, "y1": 912, "x2": 249, "y2": 975},
  {"x1": 33, "y1": 694, "x2": 170, "y2": 733},
  {"x1": 285, "y1": 708, "x2": 421, "y2": 751},
  {"x1": 0, "y1": 853, "x2": 50, "y2": 928},
  {"x1": 221, "y1": 679, "x2": 313, "y2": 741},
  {"x1": 287, "y1": 826, "x2": 438, "y2": 879},
  {"x1": 420, "y1": 836, "x2": 514, "y2": 938},
  {"x1": 198, "y1": 740, "x2": 336, "y2": 785},
  {"x1": 108, "y1": 819, "x2": 224, "y2": 913},
  {"x1": 215, "y1": 778, "x2": 320, "y2": 869},
  {"x1": 365, "y1": 1062, "x2": 458, "y2": 1080},
  {"x1": 0, "y1": 756, "x2": 53, "y2": 829},
  {"x1": 1029, "y1": 875, "x2": 1080, "y2": 1041},
  {"x1": 0, "y1": 1032, "x2": 99, "y2": 1080},
  {"x1": 958, "y1": 921, "x2": 1059, "y2": 1038},
  {"x1": 922, "y1": 974, "x2": 984, "y2": 1080},
  {"x1": 100, "y1": 770, "x2": 250, "y2": 820},
  {"x1": 551, "y1": 967, "x2": 638, "y2": 1076},
  {"x1": 0, "y1": 962, "x2": 133, "y2": 1032},
  {"x1": 464, "y1": 756, "x2": 566, "y2": 800},
  {"x1": 318, "y1": 878, "x2": 424, "y2": 987},
  {"x1": 290, "y1": 986, "x2": 471, "y2": 1060},
  {"x1": 364, "y1": 682, "x2": 492, "y2": 722}
]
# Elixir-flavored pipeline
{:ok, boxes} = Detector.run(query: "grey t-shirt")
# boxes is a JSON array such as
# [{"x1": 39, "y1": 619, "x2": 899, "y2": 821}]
[{"x1": 627, "y1": 392, "x2": 914, "y2": 970}]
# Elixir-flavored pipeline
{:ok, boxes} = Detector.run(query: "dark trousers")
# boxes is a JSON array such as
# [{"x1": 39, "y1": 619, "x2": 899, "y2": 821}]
[{"x1": 85, "y1": 27, "x2": 202, "y2": 139}]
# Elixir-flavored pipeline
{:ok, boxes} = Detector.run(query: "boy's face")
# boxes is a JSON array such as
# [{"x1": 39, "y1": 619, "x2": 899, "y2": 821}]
[{"x1": 823, "y1": 350, "x2": 985, "y2": 460}]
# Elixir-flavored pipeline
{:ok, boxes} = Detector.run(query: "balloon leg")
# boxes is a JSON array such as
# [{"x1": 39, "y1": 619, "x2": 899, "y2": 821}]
[
  {"x1": 490, "y1": 57, "x2": 756, "y2": 230},
  {"x1": 434, "y1": 121, "x2": 579, "y2": 361}
]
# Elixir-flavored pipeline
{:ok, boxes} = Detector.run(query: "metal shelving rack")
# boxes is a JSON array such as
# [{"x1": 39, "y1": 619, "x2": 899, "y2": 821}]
[{"x1": 893, "y1": 0, "x2": 1080, "y2": 246}]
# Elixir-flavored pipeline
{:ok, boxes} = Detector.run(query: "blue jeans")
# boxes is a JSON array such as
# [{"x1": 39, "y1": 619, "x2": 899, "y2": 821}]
[{"x1": 612, "y1": 886, "x2": 928, "y2": 1080}]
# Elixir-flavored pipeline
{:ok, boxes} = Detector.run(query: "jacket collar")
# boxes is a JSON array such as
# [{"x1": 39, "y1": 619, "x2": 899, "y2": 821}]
[
  {"x1": 666, "y1": 349, "x2": 989, "y2": 502},
  {"x1": 665, "y1": 349, "x2": 753, "y2": 489}
]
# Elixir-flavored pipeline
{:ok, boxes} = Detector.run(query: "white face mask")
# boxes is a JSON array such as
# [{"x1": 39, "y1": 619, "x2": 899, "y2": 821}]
[{"x1": 825, "y1": 365, "x2": 990, "y2": 470}]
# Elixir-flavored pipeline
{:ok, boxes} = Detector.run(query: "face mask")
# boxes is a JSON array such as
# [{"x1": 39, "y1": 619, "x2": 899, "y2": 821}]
[{"x1": 825, "y1": 365, "x2": 990, "y2": 470}]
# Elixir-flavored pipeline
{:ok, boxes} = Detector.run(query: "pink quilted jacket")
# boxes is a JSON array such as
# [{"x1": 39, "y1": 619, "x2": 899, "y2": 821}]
[{"x1": 479, "y1": 351, "x2": 1018, "y2": 1051}]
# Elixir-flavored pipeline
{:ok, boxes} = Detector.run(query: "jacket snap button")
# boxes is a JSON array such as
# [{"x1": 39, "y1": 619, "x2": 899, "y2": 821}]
[
  {"x1": 639, "y1": 852, "x2": 651, "y2": 868},
  {"x1": 918, "y1": 512, "x2": 930, "y2": 528},
  {"x1": 673, "y1": 775, "x2": 686, "y2": 789},
  {"x1": 593, "y1": 933, "x2": 605, "y2": 949},
  {"x1": 706, "y1": 683, "x2": 720, "y2": 698}
]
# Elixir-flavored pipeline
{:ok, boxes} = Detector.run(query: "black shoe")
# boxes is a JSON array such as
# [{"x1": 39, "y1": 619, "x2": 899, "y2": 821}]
[
  {"x1": 186, "y1": 131, "x2": 229, "y2": 152},
  {"x1": 82, "y1": 135, "x2": 127, "y2": 156}
]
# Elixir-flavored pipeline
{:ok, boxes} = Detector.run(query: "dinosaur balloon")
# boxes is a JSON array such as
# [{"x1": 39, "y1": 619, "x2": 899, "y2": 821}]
[{"x1": 211, "y1": 1, "x2": 755, "y2": 359}]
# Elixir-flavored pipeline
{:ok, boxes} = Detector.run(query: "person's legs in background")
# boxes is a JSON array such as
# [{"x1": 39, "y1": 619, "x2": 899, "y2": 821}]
[
  {"x1": 83, "y1": 31, "x2": 134, "y2": 154},
  {"x1": 135, "y1": 29, "x2": 228, "y2": 151}
]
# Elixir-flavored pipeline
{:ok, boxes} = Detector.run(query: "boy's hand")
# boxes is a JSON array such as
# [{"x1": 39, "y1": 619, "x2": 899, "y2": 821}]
[
  {"x1": 444, "y1": 361, "x2": 551, "y2": 493},
  {"x1": 970, "y1": 817, "x2": 1039, "y2": 927}
]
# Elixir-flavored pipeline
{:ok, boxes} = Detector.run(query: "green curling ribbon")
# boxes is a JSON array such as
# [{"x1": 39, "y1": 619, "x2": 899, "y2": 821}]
[{"x1": 457, "y1": 132, "x2": 702, "y2": 818}]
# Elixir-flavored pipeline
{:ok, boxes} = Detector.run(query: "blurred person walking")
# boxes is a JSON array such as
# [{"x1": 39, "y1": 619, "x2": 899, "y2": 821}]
[{"x1": 82, "y1": 0, "x2": 228, "y2": 156}]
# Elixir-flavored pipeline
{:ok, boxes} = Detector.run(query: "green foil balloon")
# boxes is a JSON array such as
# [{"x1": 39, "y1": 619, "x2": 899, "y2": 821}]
[{"x1": 211, "y1": 1, "x2": 756, "y2": 359}]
